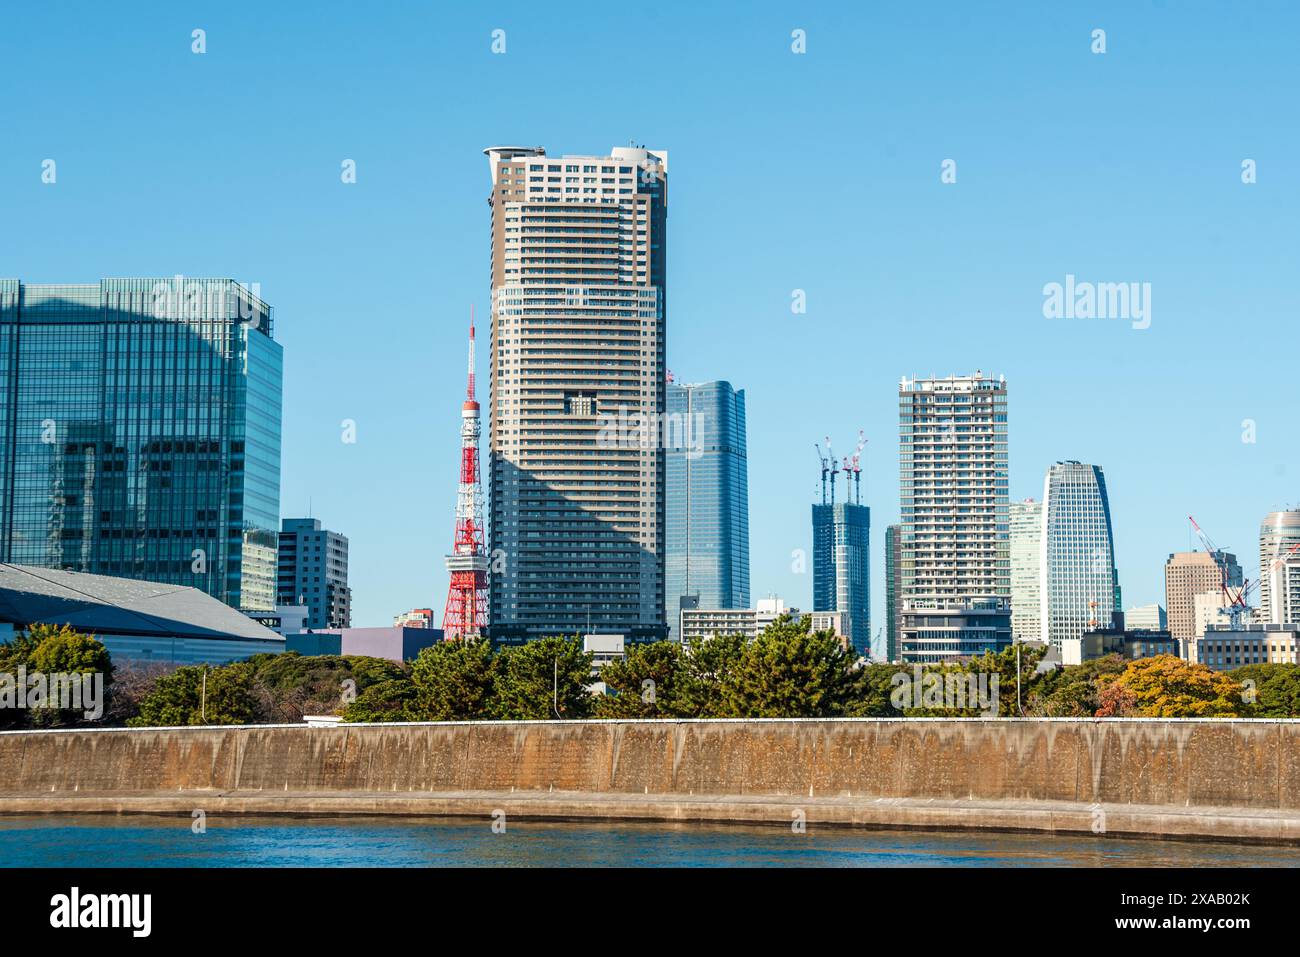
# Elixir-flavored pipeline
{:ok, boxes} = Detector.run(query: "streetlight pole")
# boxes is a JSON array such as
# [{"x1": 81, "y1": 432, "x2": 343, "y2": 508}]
[{"x1": 1015, "y1": 641, "x2": 1022, "y2": 716}]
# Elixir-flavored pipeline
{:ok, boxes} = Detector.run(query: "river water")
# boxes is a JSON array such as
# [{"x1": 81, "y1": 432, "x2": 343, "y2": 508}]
[{"x1": 1, "y1": 815, "x2": 1297, "y2": 867}]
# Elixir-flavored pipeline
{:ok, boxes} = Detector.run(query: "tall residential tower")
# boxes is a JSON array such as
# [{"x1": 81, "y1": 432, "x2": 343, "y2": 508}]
[
  {"x1": 1260, "y1": 510, "x2": 1300, "y2": 626},
  {"x1": 483, "y1": 145, "x2": 667, "y2": 641},
  {"x1": 898, "y1": 373, "x2": 1010, "y2": 662}
]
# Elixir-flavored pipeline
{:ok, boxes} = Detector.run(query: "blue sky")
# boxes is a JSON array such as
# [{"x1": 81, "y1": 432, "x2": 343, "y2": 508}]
[{"x1": 3, "y1": 1, "x2": 1297, "y2": 643}]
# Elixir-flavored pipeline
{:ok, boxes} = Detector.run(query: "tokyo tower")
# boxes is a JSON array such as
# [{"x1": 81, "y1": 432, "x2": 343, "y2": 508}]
[{"x1": 442, "y1": 309, "x2": 489, "y2": 638}]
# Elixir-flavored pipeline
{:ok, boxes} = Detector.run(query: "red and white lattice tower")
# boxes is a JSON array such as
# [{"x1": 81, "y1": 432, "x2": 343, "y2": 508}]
[{"x1": 442, "y1": 309, "x2": 489, "y2": 638}]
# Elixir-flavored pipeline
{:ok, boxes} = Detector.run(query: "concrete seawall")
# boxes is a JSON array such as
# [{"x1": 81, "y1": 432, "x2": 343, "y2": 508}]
[{"x1": 3, "y1": 718, "x2": 1299, "y2": 843}]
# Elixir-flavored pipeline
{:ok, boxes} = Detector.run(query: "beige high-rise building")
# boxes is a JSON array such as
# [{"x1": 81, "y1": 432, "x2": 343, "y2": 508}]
[
  {"x1": 1164, "y1": 550, "x2": 1241, "y2": 645},
  {"x1": 1260, "y1": 510, "x2": 1300, "y2": 626},
  {"x1": 483, "y1": 144, "x2": 667, "y2": 641}
]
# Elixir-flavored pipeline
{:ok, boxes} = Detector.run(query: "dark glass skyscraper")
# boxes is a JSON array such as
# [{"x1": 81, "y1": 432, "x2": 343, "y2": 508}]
[
  {"x1": 884, "y1": 523, "x2": 901, "y2": 662},
  {"x1": 0, "y1": 278, "x2": 282, "y2": 611},
  {"x1": 665, "y1": 381, "x2": 749, "y2": 638},
  {"x1": 812, "y1": 500, "x2": 870, "y2": 655}
]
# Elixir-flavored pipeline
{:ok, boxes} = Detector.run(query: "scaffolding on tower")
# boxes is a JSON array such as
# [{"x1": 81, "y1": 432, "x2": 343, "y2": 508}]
[{"x1": 442, "y1": 308, "x2": 489, "y2": 638}]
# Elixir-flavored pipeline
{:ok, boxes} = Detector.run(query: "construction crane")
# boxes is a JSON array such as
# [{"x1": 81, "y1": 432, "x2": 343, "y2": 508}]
[
  {"x1": 1187, "y1": 515, "x2": 1300, "y2": 629},
  {"x1": 1187, "y1": 516, "x2": 1248, "y2": 610},
  {"x1": 814, "y1": 442, "x2": 831, "y2": 505},
  {"x1": 841, "y1": 430, "x2": 866, "y2": 505}
]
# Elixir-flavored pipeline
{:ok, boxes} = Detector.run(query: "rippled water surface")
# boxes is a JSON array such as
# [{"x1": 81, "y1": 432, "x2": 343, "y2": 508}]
[{"x1": 1, "y1": 815, "x2": 1298, "y2": 867}]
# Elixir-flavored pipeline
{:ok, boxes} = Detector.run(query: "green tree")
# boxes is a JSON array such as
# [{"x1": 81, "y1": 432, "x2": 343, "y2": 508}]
[
  {"x1": 1231, "y1": 663, "x2": 1300, "y2": 717},
  {"x1": 842, "y1": 663, "x2": 907, "y2": 717},
  {"x1": 26, "y1": 623, "x2": 114, "y2": 680},
  {"x1": 719, "y1": 615, "x2": 858, "y2": 718},
  {"x1": 672, "y1": 632, "x2": 745, "y2": 717},
  {"x1": 341, "y1": 677, "x2": 418, "y2": 722},
  {"x1": 1026, "y1": 654, "x2": 1127, "y2": 717},
  {"x1": 242, "y1": 652, "x2": 406, "y2": 722},
  {"x1": 406, "y1": 638, "x2": 497, "y2": 720},
  {"x1": 128, "y1": 663, "x2": 255, "y2": 726},
  {"x1": 0, "y1": 630, "x2": 40, "y2": 675},
  {"x1": 0, "y1": 624, "x2": 114, "y2": 728},
  {"x1": 490, "y1": 636, "x2": 594, "y2": 720},
  {"x1": 593, "y1": 641, "x2": 686, "y2": 718}
]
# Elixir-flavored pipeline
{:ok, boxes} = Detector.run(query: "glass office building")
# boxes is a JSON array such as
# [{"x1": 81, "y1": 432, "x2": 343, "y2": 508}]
[
  {"x1": 0, "y1": 278, "x2": 282, "y2": 612},
  {"x1": 1039, "y1": 461, "x2": 1121, "y2": 648},
  {"x1": 665, "y1": 381, "x2": 749, "y2": 638},
  {"x1": 813, "y1": 501, "x2": 870, "y2": 655}
]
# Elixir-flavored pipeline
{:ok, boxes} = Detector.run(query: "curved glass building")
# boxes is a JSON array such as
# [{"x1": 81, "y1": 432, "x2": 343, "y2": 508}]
[
  {"x1": 1260, "y1": 509, "x2": 1300, "y2": 626},
  {"x1": 1039, "y1": 461, "x2": 1121, "y2": 648}
]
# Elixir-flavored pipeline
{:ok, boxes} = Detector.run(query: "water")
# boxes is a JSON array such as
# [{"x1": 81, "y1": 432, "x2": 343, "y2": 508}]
[{"x1": 1, "y1": 815, "x2": 1297, "y2": 867}]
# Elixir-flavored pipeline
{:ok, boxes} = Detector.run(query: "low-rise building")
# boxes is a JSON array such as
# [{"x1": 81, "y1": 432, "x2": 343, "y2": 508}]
[
  {"x1": 1061, "y1": 627, "x2": 1179, "y2": 666},
  {"x1": 0, "y1": 564, "x2": 284, "y2": 665},
  {"x1": 808, "y1": 611, "x2": 850, "y2": 651},
  {"x1": 286, "y1": 626, "x2": 442, "y2": 663},
  {"x1": 900, "y1": 597, "x2": 1012, "y2": 664},
  {"x1": 1187, "y1": 624, "x2": 1300, "y2": 671},
  {"x1": 1124, "y1": 603, "x2": 1167, "y2": 631},
  {"x1": 394, "y1": 608, "x2": 436, "y2": 629},
  {"x1": 679, "y1": 597, "x2": 800, "y2": 647},
  {"x1": 583, "y1": 633, "x2": 626, "y2": 694}
]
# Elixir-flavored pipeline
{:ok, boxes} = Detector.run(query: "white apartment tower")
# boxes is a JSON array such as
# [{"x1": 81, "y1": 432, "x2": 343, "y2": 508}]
[
  {"x1": 898, "y1": 372, "x2": 1011, "y2": 661},
  {"x1": 1260, "y1": 510, "x2": 1300, "y2": 626},
  {"x1": 1009, "y1": 498, "x2": 1042, "y2": 642},
  {"x1": 483, "y1": 144, "x2": 668, "y2": 641}
]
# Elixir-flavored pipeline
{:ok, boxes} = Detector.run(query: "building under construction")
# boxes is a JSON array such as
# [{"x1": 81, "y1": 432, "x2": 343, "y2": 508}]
[{"x1": 811, "y1": 434, "x2": 870, "y2": 656}]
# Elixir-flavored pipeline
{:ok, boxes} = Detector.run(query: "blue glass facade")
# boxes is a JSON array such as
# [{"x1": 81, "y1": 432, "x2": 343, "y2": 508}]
[
  {"x1": 1040, "y1": 461, "x2": 1121, "y2": 648},
  {"x1": 812, "y1": 501, "x2": 870, "y2": 654},
  {"x1": 0, "y1": 278, "x2": 282, "y2": 611},
  {"x1": 665, "y1": 381, "x2": 749, "y2": 638}
]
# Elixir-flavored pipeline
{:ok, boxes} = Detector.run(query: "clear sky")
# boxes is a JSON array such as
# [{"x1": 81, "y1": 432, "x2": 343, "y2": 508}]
[{"x1": 2, "y1": 1, "x2": 1297, "y2": 644}]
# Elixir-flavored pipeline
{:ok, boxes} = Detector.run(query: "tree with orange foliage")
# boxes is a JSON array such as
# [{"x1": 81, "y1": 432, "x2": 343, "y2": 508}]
[{"x1": 1096, "y1": 654, "x2": 1250, "y2": 718}]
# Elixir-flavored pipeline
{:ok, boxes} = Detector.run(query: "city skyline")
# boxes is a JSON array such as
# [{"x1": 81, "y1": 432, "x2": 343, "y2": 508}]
[{"x1": 4, "y1": 3, "x2": 1298, "y2": 631}]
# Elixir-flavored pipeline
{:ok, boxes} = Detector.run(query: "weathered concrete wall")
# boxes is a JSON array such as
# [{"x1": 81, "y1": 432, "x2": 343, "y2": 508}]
[{"x1": 3, "y1": 719, "x2": 1298, "y2": 841}]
